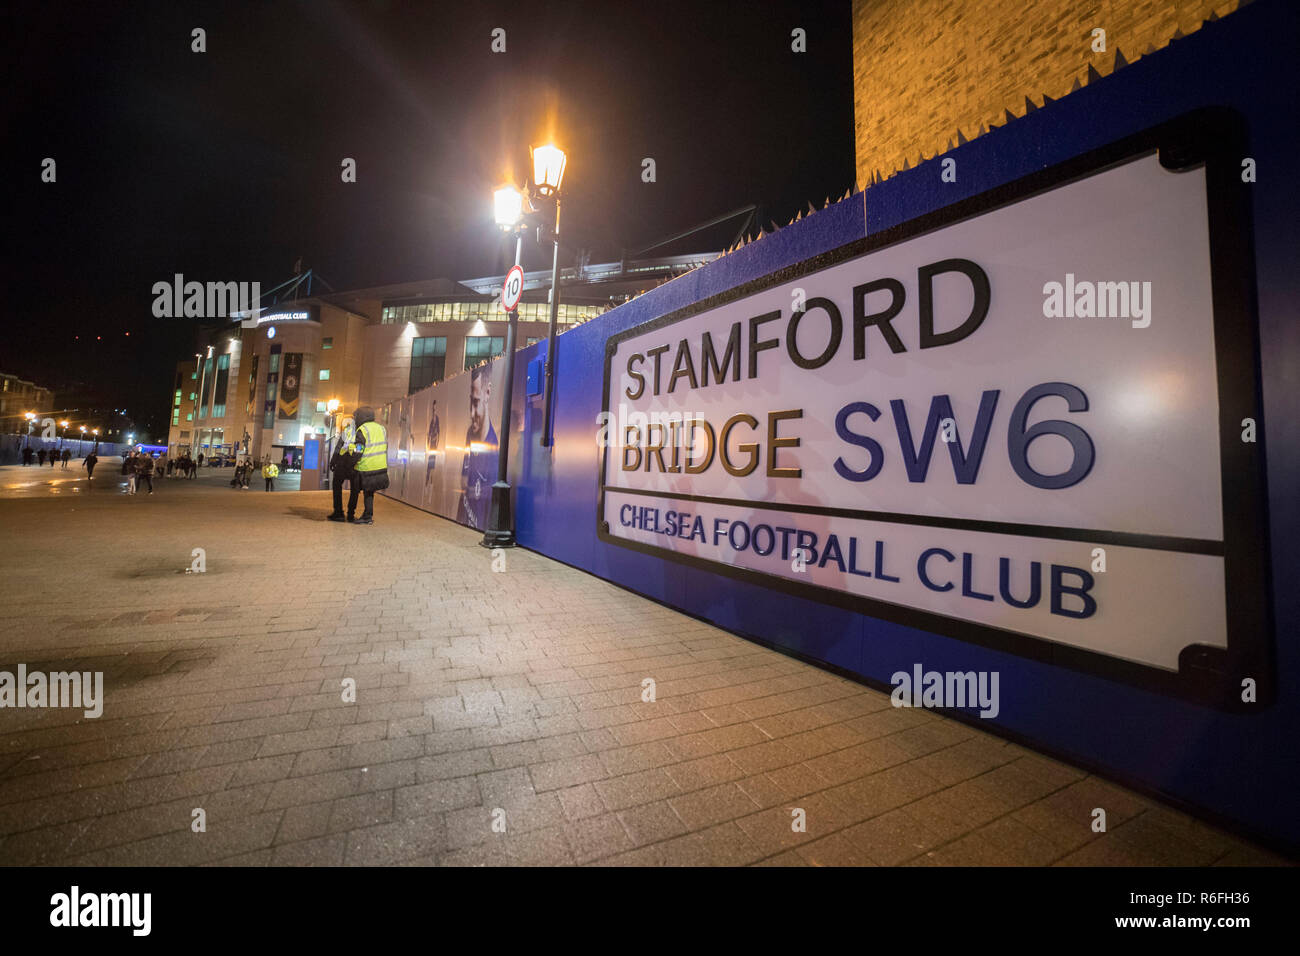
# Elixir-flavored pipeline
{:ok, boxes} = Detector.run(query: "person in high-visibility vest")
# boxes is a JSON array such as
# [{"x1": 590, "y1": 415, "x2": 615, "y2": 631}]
[
  {"x1": 262, "y1": 458, "x2": 279, "y2": 492},
  {"x1": 346, "y1": 406, "x2": 389, "y2": 524}
]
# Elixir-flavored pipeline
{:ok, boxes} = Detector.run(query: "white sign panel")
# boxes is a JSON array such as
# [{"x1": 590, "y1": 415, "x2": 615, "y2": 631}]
[{"x1": 597, "y1": 115, "x2": 1269, "y2": 708}]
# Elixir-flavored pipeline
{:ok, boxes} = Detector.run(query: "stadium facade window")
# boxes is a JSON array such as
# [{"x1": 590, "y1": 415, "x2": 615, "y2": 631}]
[
  {"x1": 409, "y1": 336, "x2": 446, "y2": 393},
  {"x1": 463, "y1": 336, "x2": 505, "y2": 370}
]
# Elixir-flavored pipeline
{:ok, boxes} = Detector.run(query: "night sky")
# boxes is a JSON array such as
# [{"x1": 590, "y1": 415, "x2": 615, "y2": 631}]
[{"x1": 2, "y1": 0, "x2": 853, "y2": 436}]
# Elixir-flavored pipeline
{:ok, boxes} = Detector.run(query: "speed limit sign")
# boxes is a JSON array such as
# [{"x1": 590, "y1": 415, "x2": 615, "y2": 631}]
[{"x1": 501, "y1": 264, "x2": 525, "y2": 313}]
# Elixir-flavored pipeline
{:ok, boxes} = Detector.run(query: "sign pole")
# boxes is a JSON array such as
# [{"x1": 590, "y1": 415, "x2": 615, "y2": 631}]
[{"x1": 482, "y1": 249, "x2": 525, "y2": 548}]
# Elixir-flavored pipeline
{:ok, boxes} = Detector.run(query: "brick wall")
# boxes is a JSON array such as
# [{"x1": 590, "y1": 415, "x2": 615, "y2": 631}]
[{"x1": 852, "y1": 0, "x2": 1243, "y2": 186}]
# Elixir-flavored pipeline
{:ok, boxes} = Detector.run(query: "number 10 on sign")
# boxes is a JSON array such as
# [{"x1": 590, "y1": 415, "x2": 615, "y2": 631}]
[{"x1": 502, "y1": 264, "x2": 524, "y2": 313}]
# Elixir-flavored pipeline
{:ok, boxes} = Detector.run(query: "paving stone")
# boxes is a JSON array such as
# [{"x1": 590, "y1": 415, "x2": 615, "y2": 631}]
[
  {"x1": 618, "y1": 801, "x2": 689, "y2": 847},
  {"x1": 393, "y1": 777, "x2": 480, "y2": 818},
  {"x1": 669, "y1": 783, "x2": 762, "y2": 830}
]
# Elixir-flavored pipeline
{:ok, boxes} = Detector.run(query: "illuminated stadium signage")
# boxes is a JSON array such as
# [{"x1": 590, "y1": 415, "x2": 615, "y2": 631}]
[
  {"x1": 597, "y1": 112, "x2": 1271, "y2": 709},
  {"x1": 257, "y1": 309, "x2": 315, "y2": 324}
]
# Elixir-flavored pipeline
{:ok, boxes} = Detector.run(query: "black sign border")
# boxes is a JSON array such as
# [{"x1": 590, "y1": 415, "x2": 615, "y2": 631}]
[{"x1": 596, "y1": 108, "x2": 1272, "y2": 712}]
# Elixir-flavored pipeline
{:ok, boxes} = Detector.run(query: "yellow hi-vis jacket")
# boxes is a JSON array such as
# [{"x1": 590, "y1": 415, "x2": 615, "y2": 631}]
[
  {"x1": 263, "y1": 463, "x2": 279, "y2": 478},
  {"x1": 351, "y1": 421, "x2": 388, "y2": 473}
]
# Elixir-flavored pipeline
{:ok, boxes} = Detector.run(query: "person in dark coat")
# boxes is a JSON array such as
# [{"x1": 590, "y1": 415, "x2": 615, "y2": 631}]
[
  {"x1": 83, "y1": 451, "x2": 98, "y2": 479},
  {"x1": 137, "y1": 453, "x2": 155, "y2": 495},
  {"x1": 37, "y1": 448, "x2": 47, "y2": 466},
  {"x1": 327, "y1": 434, "x2": 360, "y2": 521},
  {"x1": 61, "y1": 447, "x2": 71, "y2": 468},
  {"x1": 22, "y1": 446, "x2": 33, "y2": 466},
  {"x1": 122, "y1": 451, "x2": 138, "y2": 495}
]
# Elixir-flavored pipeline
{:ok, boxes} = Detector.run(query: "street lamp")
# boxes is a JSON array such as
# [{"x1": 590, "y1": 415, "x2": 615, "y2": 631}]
[
  {"x1": 480, "y1": 184, "x2": 531, "y2": 549},
  {"x1": 322, "y1": 398, "x2": 342, "y2": 490},
  {"x1": 494, "y1": 186, "x2": 524, "y2": 229},
  {"x1": 193, "y1": 346, "x2": 212, "y2": 463},
  {"x1": 531, "y1": 144, "x2": 567, "y2": 198},
  {"x1": 59, "y1": 420, "x2": 68, "y2": 453},
  {"x1": 21, "y1": 408, "x2": 35, "y2": 457},
  {"x1": 530, "y1": 142, "x2": 567, "y2": 447}
]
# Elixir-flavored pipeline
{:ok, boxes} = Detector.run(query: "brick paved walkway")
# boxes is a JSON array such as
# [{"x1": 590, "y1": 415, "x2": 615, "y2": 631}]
[{"x1": 0, "y1": 469, "x2": 1287, "y2": 866}]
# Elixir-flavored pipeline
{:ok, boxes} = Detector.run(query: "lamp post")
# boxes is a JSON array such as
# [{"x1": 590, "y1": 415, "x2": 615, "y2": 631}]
[
  {"x1": 324, "y1": 398, "x2": 340, "y2": 490},
  {"x1": 194, "y1": 346, "x2": 212, "y2": 462},
  {"x1": 481, "y1": 185, "x2": 528, "y2": 549},
  {"x1": 532, "y1": 144, "x2": 567, "y2": 447},
  {"x1": 79, "y1": 425, "x2": 86, "y2": 457},
  {"x1": 24, "y1": 412, "x2": 35, "y2": 452}
]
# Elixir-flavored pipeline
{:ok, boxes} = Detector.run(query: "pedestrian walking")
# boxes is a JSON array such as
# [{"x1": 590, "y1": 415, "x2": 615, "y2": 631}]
[
  {"x1": 346, "y1": 406, "x2": 389, "y2": 525},
  {"x1": 22, "y1": 446, "x2": 33, "y2": 466},
  {"x1": 138, "y1": 452, "x2": 155, "y2": 495},
  {"x1": 262, "y1": 458, "x2": 278, "y2": 491},
  {"x1": 61, "y1": 447, "x2": 71, "y2": 469},
  {"x1": 122, "y1": 451, "x2": 137, "y2": 495},
  {"x1": 37, "y1": 448, "x2": 47, "y2": 466},
  {"x1": 83, "y1": 451, "x2": 97, "y2": 479},
  {"x1": 48, "y1": 449, "x2": 57, "y2": 467}
]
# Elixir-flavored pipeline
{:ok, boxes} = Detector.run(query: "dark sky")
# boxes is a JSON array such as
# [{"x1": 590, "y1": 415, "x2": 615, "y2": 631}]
[{"x1": 1, "y1": 0, "x2": 853, "y2": 434}]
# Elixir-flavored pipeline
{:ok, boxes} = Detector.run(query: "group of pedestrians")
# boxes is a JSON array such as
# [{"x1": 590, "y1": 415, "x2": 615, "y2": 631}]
[
  {"x1": 121, "y1": 449, "x2": 157, "y2": 495},
  {"x1": 166, "y1": 453, "x2": 198, "y2": 478},
  {"x1": 228, "y1": 457, "x2": 280, "y2": 491},
  {"x1": 14, "y1": 410, "x2": 391, "y2": 520},
  {"x1": 21, "y1": 446, "x2": 72, "y2": 468},
  {"x1": 328, "y1": 405, "x2": 388, "y2": 524}
]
